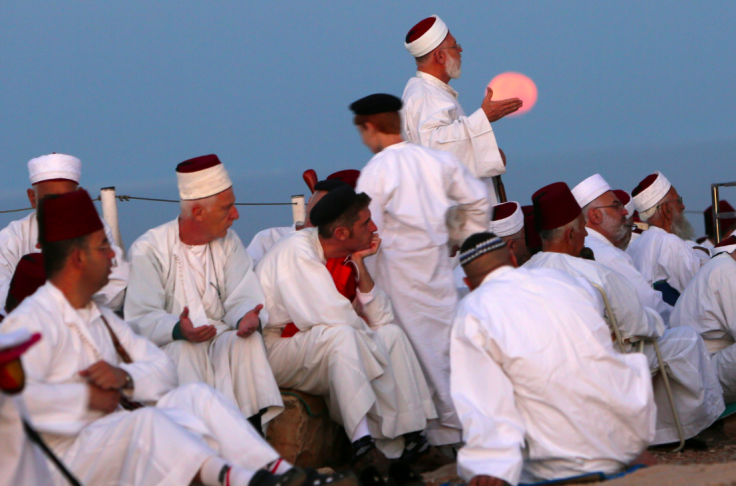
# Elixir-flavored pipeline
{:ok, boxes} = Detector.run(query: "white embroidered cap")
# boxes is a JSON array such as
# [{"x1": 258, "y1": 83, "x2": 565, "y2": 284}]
[
  {"x1": 489, "y1": 202, "x2": 524, "y2": 237},
  {"x1": 176, "y1": 154, "x2": 233, "y2": 201},
  {"x1": 571, "y1": 174, "x2": 611, "y2": 209},
  {"x1": 632, "y1": 171, "x2": 672, "y2": 213},
  {"x1": 404, "y1": 15, "x2": 449, "y2": 58},
  {"x1": 28, "y1": 153, "x2": 81, "y2": 185}
]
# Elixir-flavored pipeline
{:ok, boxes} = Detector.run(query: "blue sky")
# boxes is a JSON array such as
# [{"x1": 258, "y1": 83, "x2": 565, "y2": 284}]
[{"x1": 1, "y1": 1, "x2": 734, "y2": 246}]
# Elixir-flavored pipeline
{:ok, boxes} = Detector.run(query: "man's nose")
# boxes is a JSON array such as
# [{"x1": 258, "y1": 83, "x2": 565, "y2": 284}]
[
  {"x1": 231, "y1": 207, "x2": 240, "y2": 221},
  {"x1": 369, "y1": 221, "x2": 378, "y2": 233}
]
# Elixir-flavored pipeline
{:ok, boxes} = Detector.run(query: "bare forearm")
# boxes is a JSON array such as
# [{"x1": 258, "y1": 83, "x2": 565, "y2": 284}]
[{"x1": 352, "y1": 257, "x2": 375, "y2": 294}]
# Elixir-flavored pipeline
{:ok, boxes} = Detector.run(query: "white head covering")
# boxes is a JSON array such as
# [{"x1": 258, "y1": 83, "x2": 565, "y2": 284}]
[
  {"x1": 176, "y1": 154, "x2": 233, "y2": 201},
  {"x1": 28, "y1": 153, "x2": 81, "y2": 185},
  {"x1": 571, "y1": 174, "x2": 611, "y2": 209},
  {"x1": 405, "y1": 15, "x2": 449, "y2": 58},
  {"x1": 633, "y1": 171, "x2": 672, "y2": 213},
  {"x1": 489, "y1": 201, "x2": 524, "y2": 237}
]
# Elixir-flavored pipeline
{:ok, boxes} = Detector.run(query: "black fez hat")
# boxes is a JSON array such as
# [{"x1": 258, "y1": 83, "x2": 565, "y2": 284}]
[
  {"x1": 350, "y1": 94, "x2": 403, "y2": 116},
  {"x1": 313, "y1": 179, "x2": 347, "y2": 192},
  {"x1": 310, "y1": 185, "x2": 357, "y2": 227}
]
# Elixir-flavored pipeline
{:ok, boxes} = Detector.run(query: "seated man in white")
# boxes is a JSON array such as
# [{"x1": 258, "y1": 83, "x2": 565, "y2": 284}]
[
  {"x1": 525, "y1": 182, "x2": 723, "y2": 446},
  {"x1": 125, "y1": 154, "x2": 283, "y2": 429},
  {"x1": 451, "y1": 232, "x2": 656, "y2": 486},
  {"x1": 0, "y1": 153, "x2": 128, "y2": 316},
  {"x1": 2, "y1": 189, "x2": 354, "y2": 486},
  {"x1": 671, "y1": 236, "x2": 736, "y2": 403},
  {"x1": 627, "y1": 171, "x2": 706, "y2": 305},
  {"x1": 256, "y1": 185, "x2": 441, "y2": 471}
]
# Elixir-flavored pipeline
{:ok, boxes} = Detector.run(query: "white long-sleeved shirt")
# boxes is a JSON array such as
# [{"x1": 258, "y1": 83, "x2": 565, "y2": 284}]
[
  {"x1": 585, "y1": 227, "x2": 673, "y2": 324},
  {"x1": 246, "y1": 224, "x2": 296, "y2": 266},
  {"x1": 0, "y1": 212, "x2": 128, "y2": 312},
  {"x1": 402, "y1": 72, "x2": 505, "y2": 204},
  {"x1": 451, "y1": 266, "x2": 655, "y2": 485}
]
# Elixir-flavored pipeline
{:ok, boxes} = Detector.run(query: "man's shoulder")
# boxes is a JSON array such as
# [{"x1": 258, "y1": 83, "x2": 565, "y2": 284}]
[
  {"x1": 260, "y1": 229, "x2": 317, "y2": 265},
  {"x1": 402, "y1": 76, "x2": 447, "y2": 103},
  {"x1": 3, "y1": 285, "x2": 57, "y2": 331},
  {"x1": 130, "y1": 219, "x2": 177, "y2": 254},
  {"x1": 0, "y1": 213, "x2": 33, "y2": 239}
]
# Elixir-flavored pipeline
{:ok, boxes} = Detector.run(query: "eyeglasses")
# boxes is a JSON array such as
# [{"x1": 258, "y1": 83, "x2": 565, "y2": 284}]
[
  {"x1": 439, "y1": 44, "x2": 462, "y2": 51},
  {"x1": 593, "y1": 201, "x2": 625, "y2": 212},
  {"x1": 661, "y1": 196, "x2": 684, "y2": 206}
]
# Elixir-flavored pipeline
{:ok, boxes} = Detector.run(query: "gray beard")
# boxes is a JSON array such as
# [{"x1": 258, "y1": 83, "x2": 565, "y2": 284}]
[
  {"x1": 446, "y1": 56, "x2": 462, "y2": 79},
  {"x1": 601, "y1": 211, "x2": 629, "y2": 245},
  {"x1": 672, "y1": 211, "x2": 696, "y2": 241}
]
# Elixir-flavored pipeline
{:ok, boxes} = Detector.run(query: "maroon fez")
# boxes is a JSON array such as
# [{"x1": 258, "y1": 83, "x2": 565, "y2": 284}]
[
  {"x1": 39, "y1": 189, "x2": 104, "y2": 243},
  {"x1": 176, "y1": 154, "x2": 222, "y2": 173},
  {"x1": 8, "y1": 253, "x2": 46, "y2": 304},
  {"x1": 405, "y1": 17, "x2": 437, "y2": 43},
  {"x1": 327, "y1": 170, "x2": 360, "y2": 189},
  {"x1": 532, "y1": 182, "x2": 582, "y2": 232},
  {"x1": 613, "y1": 190, "x2": 631, "y2": 206},
  {"x1": 632, "y1": 173, "x2": 659, "y2": 197},
  {"x1": 715, "y1": 235, "x2": 736, "y2": 248},
  {"x1": 492, "y1": 202, "x2": 519, "y2": 221},
  {"x1": 704, "y1": 201, "x2": 736, "y2": 237},
  {"x1": 523, "y1": 211, "x2": 542, "y2": 249}
]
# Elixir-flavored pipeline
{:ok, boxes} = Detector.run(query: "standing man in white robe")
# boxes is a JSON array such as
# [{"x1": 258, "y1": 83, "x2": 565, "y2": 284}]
[
  {"x1": 451, "y1": 232, "x2": 656, "y2": 486},
  {"x1": 351, "y1": 93, "x2": 489, "y2": 447},
  {"x1": 627, "y1": 172, "x2": 706, "y2": 304},
  {"x1": 0, "y1": 153, "x2": 128, "y2": 315},
  {"x1": 257, "y1": 185, "x2": 442, "y2": 471},
  {"x1": 671, "y1": 236, "x2": 736, "y2": 403},
  {"x1": 125, "y1": 154, "x2": 283, "y2": 428},
  {"x1": 526, "y1": 182, "x2": 724, "y2": 446},
  {"x1": 401, "y1": 15, "x2": 522, "y2": 204},
  {"x1": 3, "y1": 189, "x2": 354, "y2": 486},
  {"x1": 572, "y1": 174, "x2": 673, "y2": 323}
]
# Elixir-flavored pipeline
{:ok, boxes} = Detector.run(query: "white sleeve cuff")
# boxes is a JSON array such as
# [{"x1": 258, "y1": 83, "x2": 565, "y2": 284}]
[{"x1": 356, "y1": 287, "x2": 376, "y2": 306}]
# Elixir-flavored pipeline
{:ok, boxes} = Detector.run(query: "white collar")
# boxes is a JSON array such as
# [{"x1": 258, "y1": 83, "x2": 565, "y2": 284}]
[
  {"x1": 304, "y1": 227, "x2": 327, "y2": 264},
  {"x1": 416, "y1": 71, "x2": 459, "y2": 98},
  {"x1": 586, "y1": 227, "x2": 615, "y2": 248},
  {"x1": 382, "y1": 141, "x2": 409, "y2": 153},
  {"x1": 46, "y1": 282, "x2": 101, "y2": 327}
]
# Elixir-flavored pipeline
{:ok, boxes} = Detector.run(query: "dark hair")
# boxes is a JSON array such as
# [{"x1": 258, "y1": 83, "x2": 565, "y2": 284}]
[
  {"x1": 317, "y1": 193, "x2": 372, "y2": 239},
  {"x1": 37, "y1": 194, "x2": 88, "y2": 278},
  {"x1": 353, "y1": 112, "x2": 401, "y2": 135}
]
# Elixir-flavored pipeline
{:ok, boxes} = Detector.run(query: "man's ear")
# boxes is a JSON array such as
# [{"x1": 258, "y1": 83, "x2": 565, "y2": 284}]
[
  {"x1": 192, "y1": 205, "x2": 205, "y2": 222},
  {"x1": 588, "y1": 208, "x2": 602, "y2": 225},
  {"x1": 333, "y1": 226, "x2": 350, "y2": 242},
  {"x1": 69, "y1": 246, "x2": 86, "y2": 271},
  {"x1": 27, "y1": 188, "x2": 36, "y2": 209},
  {"x1": 509, "y1": 251, "x2": 519, "y2": 268}
]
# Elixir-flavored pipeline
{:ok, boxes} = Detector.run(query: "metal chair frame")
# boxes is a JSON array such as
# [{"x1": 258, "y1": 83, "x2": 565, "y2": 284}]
[
  {"x1": 710, "y1": 182, "x2": 736, "y2": 244},
  {"x1": 589, "y1": 282, "x2": 686, "y2": 453}
]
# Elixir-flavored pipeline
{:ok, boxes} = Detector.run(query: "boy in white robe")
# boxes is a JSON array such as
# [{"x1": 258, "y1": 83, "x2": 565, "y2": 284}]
[
  {"x1": 0, "y1": 153, "x2": 128, "y2": 315},
  {"x1": 452, "y1": 232, "x2": 656, "y2": 486},
  {"x1": 2, "y1": 189, "x2": 355, "y2": 486},
  {"x1": 527, "y1": 181, "x2": 724, "y2": 445},
  {"x1": 400, "y1": 15, "x2": 522, "y2": 203},
  {"x1": 256, "y1": 185, "x2": 442, "y2": 472},
  {"x1": 351, "y1": 93, "x2": 489, "y2": 447},
  {"x1": 671, "y1": 236, "x2": 736, "y2": 402},
  {"x1": 125, "y1": 154, "x2": 283, "y2": 427}
]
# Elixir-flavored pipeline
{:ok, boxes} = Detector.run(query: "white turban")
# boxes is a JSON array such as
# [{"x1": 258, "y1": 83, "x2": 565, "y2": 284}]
[
  {"x1": 28, "y1": 153, "x2": 81, "y2": 185},
  {"x1": 571, "y1": 174, "x2": 611, "y2": 209},
  {"x1": 176, "y1": 154, "x2": 233, "y2": 201},
  {"x1": 405, "y1": 15, "x2": 449, "y2": 58},
  {"x1": 633, "y1": 171, "x2": 672, "y2": 213},
  {"x1": 489, "y1": 201, "x2": 524, "y2": 237}
]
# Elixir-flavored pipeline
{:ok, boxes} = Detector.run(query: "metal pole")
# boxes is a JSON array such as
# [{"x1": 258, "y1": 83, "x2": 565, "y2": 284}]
[
  {"x1": 291, "y1": 195, "x2": 306, "y2": 225},
  {"x1": 712, "y1": 184, "x2": 721, "y2": 244},
  {"x1": 100, "y1": 187, "x2": 125, "y2": 256}
]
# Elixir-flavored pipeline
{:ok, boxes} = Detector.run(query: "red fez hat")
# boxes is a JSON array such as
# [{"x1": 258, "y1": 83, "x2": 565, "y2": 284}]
[
  {"x1": 39, "y1": 190, "x2": 103, "y2": 243},
  {"x1": 492, "y1": 202, "x2": 518, "y2": 221},
  {"x1": 406, "y1": 17, "x2": 437, "y2": 43},
  {"x1": 532, "y1": 182, "x2": 582, "y2": 232},
  {"x1": 176, "y1": 154, "x2": 222, "y2": 173},
  {"x1": 8, "y1": 253, "x2": 46, "y2": 305},
  {"x1": 715, "y1": 235, "x2": 736, "y2": 248},
  {"x1": 327, "y1": 170, "x2": 360, "y2": 189},
  {"x1": 0, "y1": 333, "x2": 41, "y2": 366},
  {"x1": 613, "y1": 190, "x2": 631, "y2": 205},
  {"x1": 704, "y1": 200, "x2": 736, "y2": 237},
  {"x1": 523, "y1": 212, "x2": 542, "y2": 249},
  {"x1": 521, "y1": 205, "x2": 534, "y2": 217}
]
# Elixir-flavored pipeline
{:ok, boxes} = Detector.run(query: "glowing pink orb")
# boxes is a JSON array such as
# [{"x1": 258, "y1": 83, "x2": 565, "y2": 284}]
[{"x1": 487, "y1": 72, "x2": 538, "y2": 116}]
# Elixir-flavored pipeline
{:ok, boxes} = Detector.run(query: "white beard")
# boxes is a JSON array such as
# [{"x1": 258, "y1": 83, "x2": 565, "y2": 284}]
[
  {"x1": 445, "y1": 55, "x2": 462, "y2": 79},
  {"x1": 672, "y1": 211, "x2": 696, "y2": 241}
]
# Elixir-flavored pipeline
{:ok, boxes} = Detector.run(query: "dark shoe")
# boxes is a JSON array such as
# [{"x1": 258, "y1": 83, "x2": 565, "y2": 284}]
[
  {"x1": 304, "y1": 468, "x2": 359, "y2": 486},
  {"x1": 353, "y1": 446, "x2": 391, "y2": 476},
  {"x1": 249, "y1": 467, "x2": 308, "y2": 486},
  {"x1": 359, "y1": 466, "x2": 388, "y2": 486},
  {"x1": 387, "y1": 462, "x2": 425, "y2": 486},
  {"x1": 403, "y1": 446, "x2": 454, "y2": 474}
]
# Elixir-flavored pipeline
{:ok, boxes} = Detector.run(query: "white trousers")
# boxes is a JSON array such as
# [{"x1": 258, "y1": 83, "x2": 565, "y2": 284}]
[
  {"x1": 644, "y1": 326, "x2": 725, "y2": 444},
  {"x1": 163, "y1": 329, "x2": 284, "y2": 422},
  {"x1": 51, "y1": 383, "x2": 281, "y2": 486},
  {"x1": 264, "y1": 324, "x2": 436, "y2": 444}
]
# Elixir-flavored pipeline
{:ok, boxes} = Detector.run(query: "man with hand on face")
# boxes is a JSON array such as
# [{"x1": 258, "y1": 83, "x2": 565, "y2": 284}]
[
  {"x1": 627, "y1": 172, "x2": 706, "y2": 305},
  {"x1": 451, "y1": 232, "x2": 656, "y2": 486},
  {"x1": 256, "y1": 185, "x2": 441, "y2": 472},
  {"x1": 2, "y1": 190, "x2": 358, "y2": 486},
  {"x1": 0, "y1": 153, "x2": 128, "y2": 315},
  {"x1": 352, "y1": 93, "x2": 489, "y2": 448},
  {"x1": 401, "y1": 15, "x2": 522, "y2": 204},
  {"x1": 125, "y1": 154, "x2": 283, "y2": 430},
  {"x1": 525, "y1": 182, "x2": 724, "y2": 447}
]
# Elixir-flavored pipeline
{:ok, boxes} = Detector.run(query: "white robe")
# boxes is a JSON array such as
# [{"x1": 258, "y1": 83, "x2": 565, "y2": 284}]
[
  {"x1": 255, "y1": 228, "x2": 437, "y2": 450},
  {"x1": 401, "y1": 72, "x2": 505, "y2": 205},
  {"x1": 2, "y1": 282, "x2": 281, "y2": 486},
  {"x1": 626, "y1": 226, "x2": 704, "y2": 294},
  {"x1": 355, "y1": 141, "x2": 489, "y2": 445},
  {"x1": 0, "y1": 395, "x2": 53, "y2": 486},
  {"x1": 525, "y1": 251, "x2": 724, "y2": 444},
  {"x1": 585, "y1": 227, "x2": 673, "y2": 324},
  {"x1": 124, "y1": 218, "x2": 283, "y2": 422},
  {"x1": 0, "y1": 212, "x2": 128, "y2": 314},
  {"x1": 247, "y1": 224, "x2": 296, "y2": 266},
  {"x1": 671, "y1": 253, "x2": 736, "y2": 402},
  {"x1": 451, "y1": 266, "x2": 655, "y2": 485}
]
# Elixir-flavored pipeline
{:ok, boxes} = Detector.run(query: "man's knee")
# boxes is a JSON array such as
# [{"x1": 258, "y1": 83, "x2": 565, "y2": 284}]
[{"x1": 375, "y1": 323, "x2": 405, "y2": 343}]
